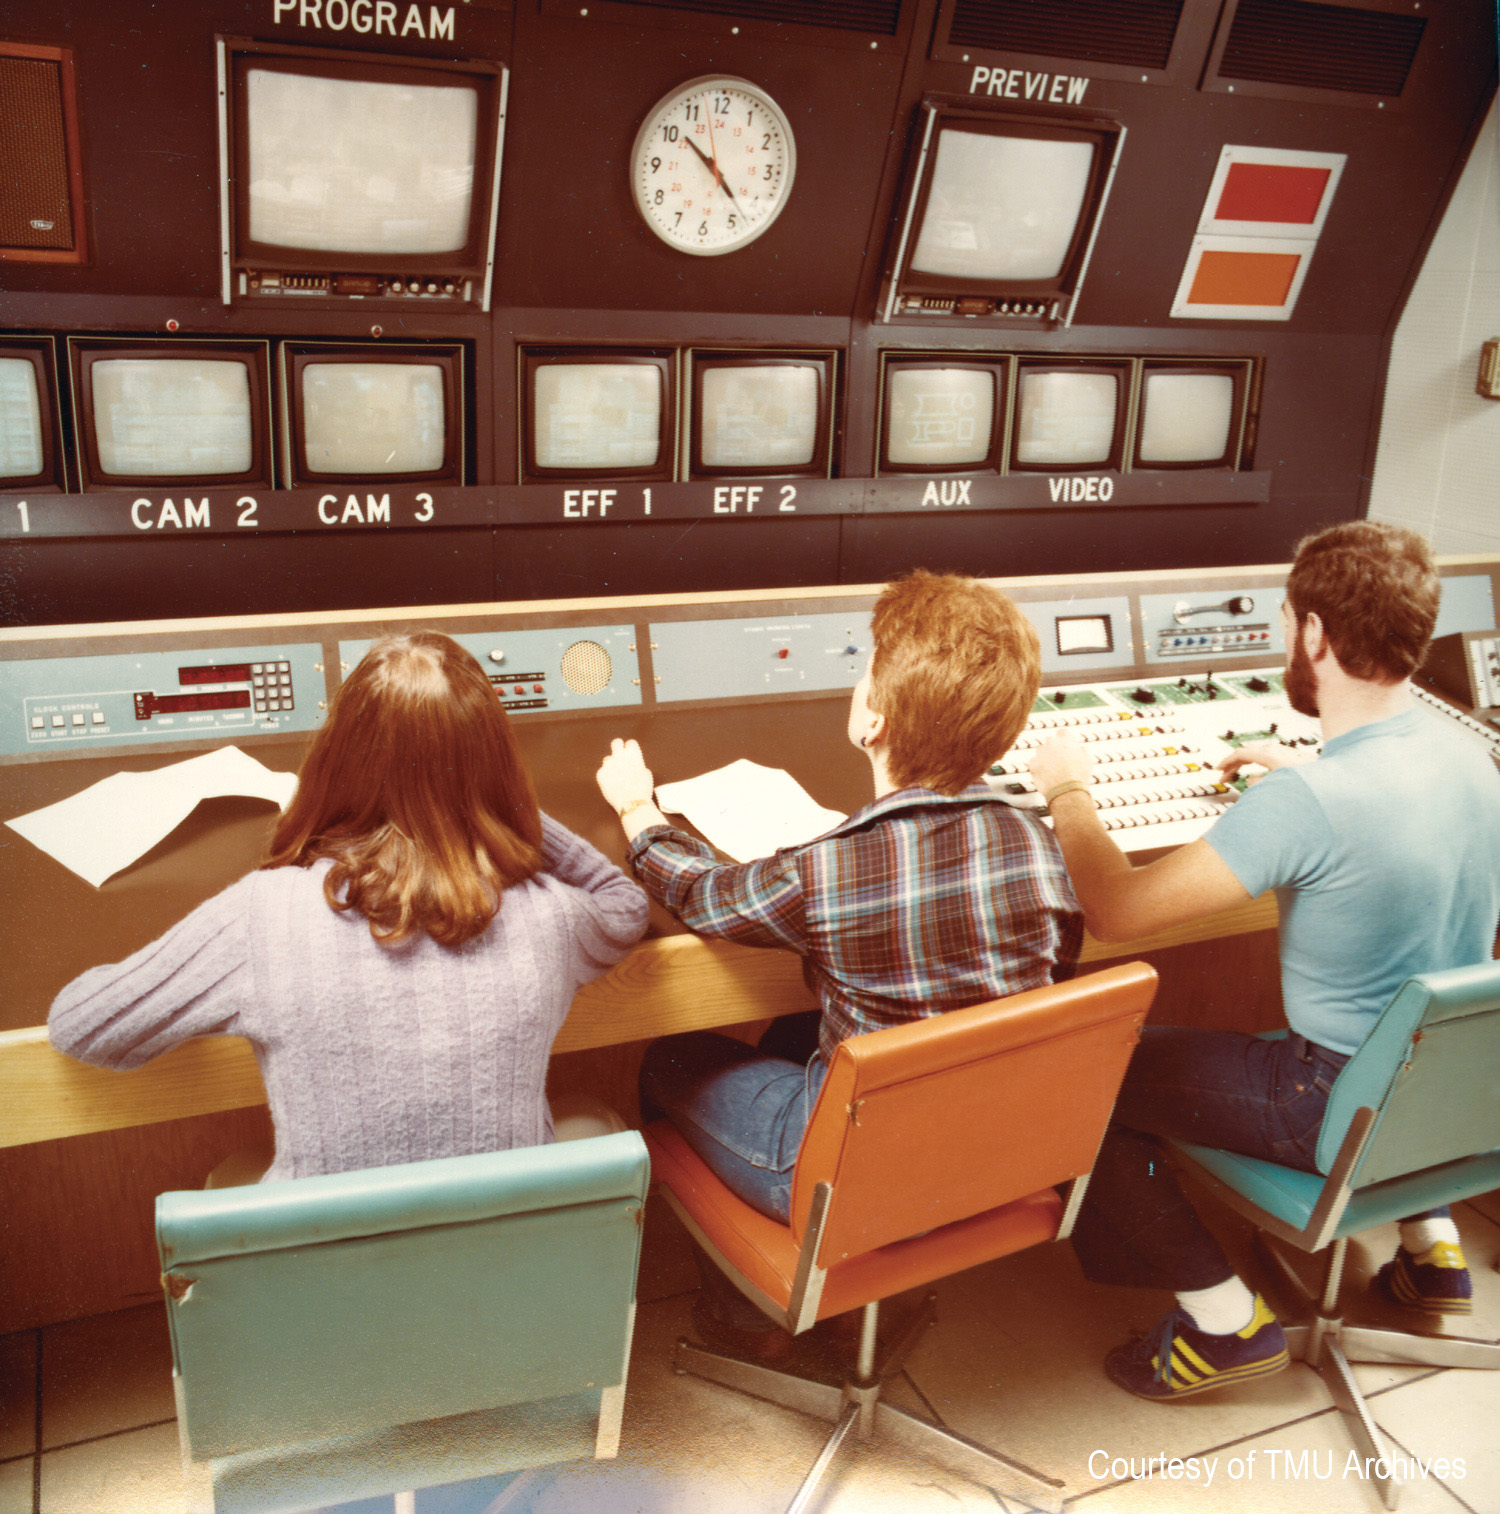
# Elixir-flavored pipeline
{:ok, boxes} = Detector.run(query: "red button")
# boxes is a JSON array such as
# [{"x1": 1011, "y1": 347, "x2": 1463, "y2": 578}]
[
  {"x1": 533, "y1": 684, "x2": 544, "y2": 694},
  {"x1": 776, "y1": 649, "x2": 790, "y2": 659},
  {"x1": 514, "y1": 685, "x2": 525, "y2": 695}
]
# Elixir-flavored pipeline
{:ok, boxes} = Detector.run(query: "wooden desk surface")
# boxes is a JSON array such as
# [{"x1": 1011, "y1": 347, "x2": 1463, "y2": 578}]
[{"x1": 0, "y1": 892, "x2": 1277, "y2": 1148}]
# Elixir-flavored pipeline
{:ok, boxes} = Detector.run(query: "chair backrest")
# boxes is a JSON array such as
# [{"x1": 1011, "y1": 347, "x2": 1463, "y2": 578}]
[
  {"x1": 789, "y1": 963, "x2": 1156, "y2": 1265},
  {"x1": 157, "y1": 1131, "x2": 649, "y2": 1463},
  {"x1": 1316, "y1": 960, "x2": 1500, "y2": 1188}
]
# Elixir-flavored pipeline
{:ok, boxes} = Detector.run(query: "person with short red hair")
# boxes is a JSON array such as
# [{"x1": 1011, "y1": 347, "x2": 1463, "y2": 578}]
[{"x1": 597, "y1": 569, "x2": 1083, "y2": 1353}]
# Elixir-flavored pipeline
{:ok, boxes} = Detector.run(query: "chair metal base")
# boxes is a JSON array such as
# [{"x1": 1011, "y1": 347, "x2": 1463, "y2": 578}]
[
  {"x1": 671, "y1": 1295, "x2": 1065, "y2": 1514},
  {"x1": 1260, "y1": 1237, "x2": 1500, "y2": 1512}
]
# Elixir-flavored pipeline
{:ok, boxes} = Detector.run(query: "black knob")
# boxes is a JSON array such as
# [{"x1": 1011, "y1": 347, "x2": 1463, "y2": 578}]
[
  {"x1": 1132, "y1": 687, "x2": 1156, "y2": 704},
  {"x1": 1248, "y1": 676, "x2": 1270, "y2": 693},
  {"x1": 1227, "y1": 596, "x2": 1255, "y2": 615}
]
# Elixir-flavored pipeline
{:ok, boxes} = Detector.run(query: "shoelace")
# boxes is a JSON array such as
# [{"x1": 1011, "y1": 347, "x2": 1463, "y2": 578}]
[{"x1": 1146, "y1": 1310, "x2": 1191, "y2": 1387}]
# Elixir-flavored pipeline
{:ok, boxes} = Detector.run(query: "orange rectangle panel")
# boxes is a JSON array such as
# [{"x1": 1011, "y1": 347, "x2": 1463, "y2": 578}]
[{"x1": 1187, "y1": 249, "x2": 1301, "y2": 307}]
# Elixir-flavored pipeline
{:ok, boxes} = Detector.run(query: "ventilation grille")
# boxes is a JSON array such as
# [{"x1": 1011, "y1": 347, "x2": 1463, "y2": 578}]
[
  {"x1": 0, "y1": 57, "x2": 75, "y2": 251},
  {"x1": 625, "y1": 0, "x2": 900, "y2": 34},
  {"x1": 1218, "y1": 0, "x2": 1425, "y2": 96},
  {"x1": 947, "y1": 0, "x2": 1182, "y2": 70}
]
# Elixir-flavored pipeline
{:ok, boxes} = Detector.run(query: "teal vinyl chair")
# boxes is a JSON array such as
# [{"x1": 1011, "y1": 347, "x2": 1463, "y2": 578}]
[
  {"x1": 1169, "y1": 962, "x2": 1500, "y2": 1511},
  {"x1": 156, "y1": 1131, "x2": 650, "y2": 1514}
]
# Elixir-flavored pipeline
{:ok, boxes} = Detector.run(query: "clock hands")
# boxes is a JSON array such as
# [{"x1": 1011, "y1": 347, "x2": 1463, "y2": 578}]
[{"x1": 683, "y1": 112, "x2": 746, "y2": 215}]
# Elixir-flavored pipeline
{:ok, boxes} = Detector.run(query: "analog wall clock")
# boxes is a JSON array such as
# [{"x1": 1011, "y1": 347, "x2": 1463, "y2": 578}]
[{"x1": 630, "y1": 76, "x2": 796, "y2": 256}]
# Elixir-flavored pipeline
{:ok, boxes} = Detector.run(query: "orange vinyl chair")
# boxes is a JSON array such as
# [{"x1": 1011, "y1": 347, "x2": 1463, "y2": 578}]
[{"x1": 645, "y1": 960, "x2": 1157, "y2": 1514}]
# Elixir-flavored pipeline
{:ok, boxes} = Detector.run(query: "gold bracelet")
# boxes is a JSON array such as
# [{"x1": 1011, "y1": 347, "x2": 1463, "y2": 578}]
[
  {"x1": 1043, "y1": 779, "x2": 1093, "y2": 804},
  {"x1": 616, "y1": 798, "x2": 656, "y2": 822}
]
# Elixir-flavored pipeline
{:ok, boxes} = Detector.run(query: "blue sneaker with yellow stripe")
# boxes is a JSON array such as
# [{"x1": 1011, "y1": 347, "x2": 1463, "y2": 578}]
[
  {"x1": 1105, "y1": 1294, "x2": 1289, "y2": 1400},
  {"x1": 1374, "y1": 1242, "x2": 1473, "y2": 1315}
]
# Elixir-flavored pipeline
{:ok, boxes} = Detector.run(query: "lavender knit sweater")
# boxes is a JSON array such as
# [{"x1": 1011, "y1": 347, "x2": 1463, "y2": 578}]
[{"x1": 48, "y1": 814, "x2": 649, "y2": 1181}]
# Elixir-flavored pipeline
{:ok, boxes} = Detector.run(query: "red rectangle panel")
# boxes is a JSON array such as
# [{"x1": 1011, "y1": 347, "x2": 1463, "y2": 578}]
[{"x1": 1215, "y1": 163, "x2": 1330, "y2": 224}]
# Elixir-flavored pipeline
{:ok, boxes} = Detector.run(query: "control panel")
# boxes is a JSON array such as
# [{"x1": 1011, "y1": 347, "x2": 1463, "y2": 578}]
[
  {"x1": 1141, "y1": 588, "x2": 1283, "y2": 662},
  {"x1": 1022, "y1": 597, "x2": 1136, "y2": 677},
  {"x1": 1, "y1": 644, "x2": 325, "y2": 758},
  {"x1": 988, "y1": 666, "x2": 1322, "y2": 852},
  {"x1": 650, "y1": 611, "x2": 872, "y2": 704},
  {"x1": 1422, "y1": 630, "x2": 1500, "y2": 717},
  {"x1": 337, "y1": 625, "x2": 642, "y2": 715}
]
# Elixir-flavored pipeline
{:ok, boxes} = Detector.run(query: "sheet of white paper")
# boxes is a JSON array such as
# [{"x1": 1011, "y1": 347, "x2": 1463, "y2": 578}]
[
  {"x1": 653, "y1": 758, "x2": 846, "y2": 863},
  {"x1": 5, "y1": 745, "x2": 299, "y2": 888}
]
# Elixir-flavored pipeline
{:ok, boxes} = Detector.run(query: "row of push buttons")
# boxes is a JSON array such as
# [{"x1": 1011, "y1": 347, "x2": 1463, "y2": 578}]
[
  {"x1": 251, "y1": 660, "x2": 294, "y2": 714},
  {"x1": 31, "y1": 711, "x2": 108, "y2": 730},
  {"x1": 1162, "y1": 631, "x2": 1272, "y2": 650}
]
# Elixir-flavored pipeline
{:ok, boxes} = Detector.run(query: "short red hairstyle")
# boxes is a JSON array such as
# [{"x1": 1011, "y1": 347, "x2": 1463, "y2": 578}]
[
  {"x1": 869, "y1": 570, "x2": 1041, "y2": 795},
  {"x1": 264, "y1": 632, "x2": 543, "y2": 947},
  {"x1": 1286, "y1": 521, "x2": 1439, "y2": 682}
]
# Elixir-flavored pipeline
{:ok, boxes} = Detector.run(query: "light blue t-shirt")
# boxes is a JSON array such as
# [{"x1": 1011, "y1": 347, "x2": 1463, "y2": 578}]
[{"x1": 1205, "y1": 706, "x2": 1500, "y2": 1054}]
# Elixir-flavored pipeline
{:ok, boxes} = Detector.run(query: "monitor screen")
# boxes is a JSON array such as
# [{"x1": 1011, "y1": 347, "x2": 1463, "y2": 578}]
[
  {"x1": 301, "y1": 362, "x2": 447, "y2": 475},
  {"x1": 90, "y1": 359, "x2": 254, "y2": 478},
  {"x1": 884, "y1": 365, "x2": 998, "y2": 470},
  {"x1": 911, "y1": 130, "x2": 1096, "y2": 283},
  {"x1": 531, "y1": 362, "x2": 665, "y2": 473},
  {"x1": 1014, "y1": 369, "x2": 1119, "y2": 468},
  {"x1": 245, "y1": 67, "x2": 478, "y2": 256},
  {"x1": 1136, "y1": 371, "x2": 1237, "y2": 465},
  {"x1": 0, "y1": 356, "x2": 45, "y2": 480},
  {"x1": 696, "y1": 362, "x2": 822, "y2": 472}
]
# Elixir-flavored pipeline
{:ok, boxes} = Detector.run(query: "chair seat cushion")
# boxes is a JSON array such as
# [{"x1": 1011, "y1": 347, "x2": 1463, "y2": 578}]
[{"x1": 646, "y1": 1122, "x2": 1063, "y2": 1323}]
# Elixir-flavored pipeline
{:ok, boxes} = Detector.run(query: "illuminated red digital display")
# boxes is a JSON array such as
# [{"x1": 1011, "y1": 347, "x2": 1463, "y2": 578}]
[
  {"x1": 179, "y1": 664, "x2": 252, "y2": 685},
  {"x1": 143, "y1": 690, "x2": 252, "y2": 716}
]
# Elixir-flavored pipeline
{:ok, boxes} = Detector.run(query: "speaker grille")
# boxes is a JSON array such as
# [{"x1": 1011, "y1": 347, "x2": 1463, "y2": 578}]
[
  {"x1": 1218, "y1": 0, "x2": 1425, "y2": 96},
  {"x1": 624, "y1": 0, "x2": 900, "y2": 35},
  {"x1": 560, "y1": 641, "x2": 614, "y2": 695},
  {"x1": 947, "y1": 0, "x2": 1183, "y2": 70},
  {"x1": 0, "y1": 56, "x2": 75, "y2": 251}
]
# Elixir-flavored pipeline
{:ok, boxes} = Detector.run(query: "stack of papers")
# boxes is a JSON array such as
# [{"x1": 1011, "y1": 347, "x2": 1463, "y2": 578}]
[
  {"x1": 5, "y1": 746, "x2": 298, "y2": 888},
  {"x1": 654, "y1": 759, "x2": 846, "y2": 862}
]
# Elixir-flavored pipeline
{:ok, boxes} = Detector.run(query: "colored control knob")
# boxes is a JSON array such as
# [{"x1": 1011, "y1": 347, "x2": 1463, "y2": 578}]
[{"x1": 776, "y1": 648, "x2": 790, "y2": 659}]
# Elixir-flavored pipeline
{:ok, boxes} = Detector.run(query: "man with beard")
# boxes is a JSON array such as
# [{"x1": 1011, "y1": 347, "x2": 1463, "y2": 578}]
[{"x1": 1028, "y1": 521, "x2": 1500, "y2": 1402}]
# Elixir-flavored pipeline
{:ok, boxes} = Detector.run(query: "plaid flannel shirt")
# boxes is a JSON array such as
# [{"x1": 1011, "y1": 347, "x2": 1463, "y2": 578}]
[{"x1": 629, "y1": 784, "x2": 1084, "y2": 1062}]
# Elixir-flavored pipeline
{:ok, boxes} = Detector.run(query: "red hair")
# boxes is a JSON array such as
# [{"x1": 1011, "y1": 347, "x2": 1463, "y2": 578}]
[
  {"x1": 264, "y1": 633, "x2": 543, "y2": 947},
  {"x1": 869, "y1": 571, "x2": 1041, "y2": 794}
]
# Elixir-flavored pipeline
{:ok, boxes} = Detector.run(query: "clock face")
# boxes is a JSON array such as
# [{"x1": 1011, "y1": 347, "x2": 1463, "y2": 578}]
[{"x1": 630, "y1": 76, "x2": 796, "y2": 256}]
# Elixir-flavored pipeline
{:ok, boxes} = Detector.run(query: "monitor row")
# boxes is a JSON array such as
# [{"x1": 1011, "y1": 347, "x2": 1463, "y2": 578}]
[{"x1": 0, "y1": 335, "x2": 1258, "y2": 493}]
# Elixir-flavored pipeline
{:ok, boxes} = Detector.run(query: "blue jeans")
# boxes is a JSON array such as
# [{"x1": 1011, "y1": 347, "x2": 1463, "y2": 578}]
[
  {"x1": 1071, "y1": 1025, "x2": 1446, "y2": 1293},
  {"x1": 641, "y1": 1023, "x2": 827, "y2": 1332}
]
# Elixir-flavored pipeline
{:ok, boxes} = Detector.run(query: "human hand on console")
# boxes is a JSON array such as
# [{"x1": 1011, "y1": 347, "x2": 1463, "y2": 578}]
[
  {"x1": 1026, "y1": 734, "x2": 1095, "y2": 804},
  {"x1": 1216, "y1": 740, "x2": 1314, "y2": 782},
  {"x1": 596, "y1": 738, "x2": 664, "y2": 837}
]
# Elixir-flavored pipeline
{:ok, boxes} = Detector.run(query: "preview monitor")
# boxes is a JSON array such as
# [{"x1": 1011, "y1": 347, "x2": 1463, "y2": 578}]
[
  {"x1": 882, "y1": 105, "x2": 1124, "y2": 325},
  {"x1": 689, "y1": 354, "x2": 833, "y2": 478},
  {"x1": 1011, "y1": 362, "x2": 1128, "y2": 471},
  {"x1": 522, "y1": 350, "x2": 674, "y2": 482},
  {"x1": 880, "y1": 358, "x2": 1006, "y2": 473},
  {"x1": 0, "y1": 339, "x2": 64, "y2": 490},
  {"x1": 1133, "y1": 362, "x2": 1249, "y2": 469},
  {"x1": 67, "y1": 338, "x2": 273, "y2": 491},
  {"x1": 218, "y1": 38, "x2": 506, "y2": 308},
  {"x1": 280, "y1": 343, "x2": 464, "y2": 486}
]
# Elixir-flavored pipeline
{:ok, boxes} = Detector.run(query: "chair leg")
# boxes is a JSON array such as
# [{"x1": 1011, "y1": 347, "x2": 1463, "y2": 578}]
[
  {"x1": 1338, "y1": 1325, "x2": 1500, "y2": 1370},
  {"x1": 672, "y1": 1296, "x2": 1065, "y2": 1514},
  {"x1": 1315, "y1": 1336, "x2": 1401, "y2": 1512}
]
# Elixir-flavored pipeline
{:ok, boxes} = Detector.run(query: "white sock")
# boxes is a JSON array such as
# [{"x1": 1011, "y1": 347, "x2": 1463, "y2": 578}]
[
  {"x1": 1176, "y1": 1275, "x2": 1256, "y2": 1335},
  {"x1": 1400, "y1": 1217, "x2": 1461, "y2": 1254}
]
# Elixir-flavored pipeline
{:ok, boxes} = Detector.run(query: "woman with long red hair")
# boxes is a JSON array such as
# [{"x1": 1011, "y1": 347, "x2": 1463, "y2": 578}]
[{"x1": 49, "y1": 633, "x2": 649, "y2": 1180}]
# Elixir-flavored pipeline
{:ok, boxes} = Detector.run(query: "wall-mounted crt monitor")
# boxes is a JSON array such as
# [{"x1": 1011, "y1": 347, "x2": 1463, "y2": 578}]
[
  {"x1": 0, "y1": 338, "x2": 65, "y2": 492},
  {"x1": 521, "y1": 349, "x2": 675, "y2": 484},
  {"x1": 279, "y1": 342, "x2": 465, "y2": 487},
  {"x1": 67, "y1": 338, "x2": 273, "y2": 492},
  {"x1": 878, "y1": 356, "x2": 1008, "y2": 475},
  {"x1": 216, "y1": 37, "x2": 506, "y2": 310},
  {"x1": 880, "y1": 104, "x2": 1124, "y2": 327},
  {"x1": 1010, "y1": 360, "x2": 1129, "y2": 472},
  {"x1": 687, "y1": 353, "x2": 835, "y2": 479},
  {"x1": 1132, "y1": 360, "x2": 1254, "y2": 470}
]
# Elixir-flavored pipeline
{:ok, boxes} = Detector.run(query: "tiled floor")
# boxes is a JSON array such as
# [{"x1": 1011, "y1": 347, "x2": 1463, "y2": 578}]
[{"x1": 3, "y1": 1193, "x2": 1497, "y2": 1514}]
